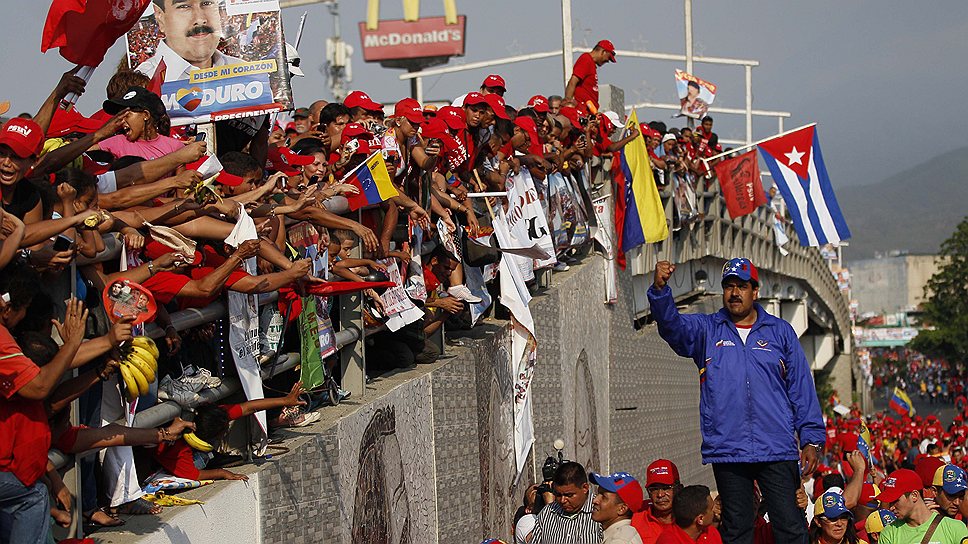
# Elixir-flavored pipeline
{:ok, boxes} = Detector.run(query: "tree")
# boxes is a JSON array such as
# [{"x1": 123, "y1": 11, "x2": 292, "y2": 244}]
[{"x1": 910, "y1": 217, "x2": 968, "y2": 362}]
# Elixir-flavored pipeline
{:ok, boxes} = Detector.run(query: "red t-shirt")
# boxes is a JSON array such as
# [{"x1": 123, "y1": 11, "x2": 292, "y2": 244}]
[
  {"x1": 632, "y1": 504, "x2": 673, "y2": 544},
  {"x1": 154, "y1": 404, "x2": 244, "y2": 480},
  {"x1": 0, "y1": 325, "x2": 50, "y2": 486},
  {"x1": 655, "y1": 524, "x2": 722, "y2": 544},
  {"x1": 572, "y1": 53, "x2": 599, "y2": 111}
]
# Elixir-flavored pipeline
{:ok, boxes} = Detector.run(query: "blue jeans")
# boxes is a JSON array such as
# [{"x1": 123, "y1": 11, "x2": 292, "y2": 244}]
[
  {"x1": 712, "y1": 461, "x2": 807, "y2": 544},
  {"x1": 0, "y1": 471, "x2": 50, "y2": 544}
]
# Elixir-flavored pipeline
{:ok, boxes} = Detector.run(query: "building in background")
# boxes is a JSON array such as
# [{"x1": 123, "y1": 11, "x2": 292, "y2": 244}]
[{"x1": 848, "y1": 254, "x2": 941, "y2": 315}]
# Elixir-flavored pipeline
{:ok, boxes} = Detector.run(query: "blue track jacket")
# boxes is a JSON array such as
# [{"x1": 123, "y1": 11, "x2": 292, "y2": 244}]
[{"x1": 647, "y1": 285, "x2": 826, "y2": 464}]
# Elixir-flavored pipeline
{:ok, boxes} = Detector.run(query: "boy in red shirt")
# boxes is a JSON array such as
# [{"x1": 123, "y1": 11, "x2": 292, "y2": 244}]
[{"x1": 0, "y1": 265, "x2": 87, "y2": 544}]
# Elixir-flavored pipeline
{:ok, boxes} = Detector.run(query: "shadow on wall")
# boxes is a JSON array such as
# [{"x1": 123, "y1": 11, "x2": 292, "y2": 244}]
[
  {"x1": 477, "y1": 331, "x2": 517, "y2": 537},
  {"x1": 574, "y1": 349, "x2": 601, "y2": 473},
  {"x1": 351, "y1": 406, "x2": 413, "y2": 544}
]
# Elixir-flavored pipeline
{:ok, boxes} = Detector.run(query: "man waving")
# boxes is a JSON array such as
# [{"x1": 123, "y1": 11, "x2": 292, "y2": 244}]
[{"x1": 648, "y1": 258, "x2": 826, "y2": 544}]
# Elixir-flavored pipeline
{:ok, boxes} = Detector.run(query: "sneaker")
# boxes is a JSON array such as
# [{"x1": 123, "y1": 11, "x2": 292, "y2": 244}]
[
  {"x1": 336, "y1": 387, "x2": 352, "y2": 402},
  {"x1": 180, "y1": 366, "x2": 222, "y2": 390},
  {"x1": 553, "y1": 261, "x2": 570, "y2": 272},
  {"x1": 447, "y1": 284, "x2": 482, "y2": 304},
  {"x1": 272, "y1": 407, "x2": 321, "y2": 428},
  {"x1": 157, "y1": 375, "x2": 201, "y2": 407}
]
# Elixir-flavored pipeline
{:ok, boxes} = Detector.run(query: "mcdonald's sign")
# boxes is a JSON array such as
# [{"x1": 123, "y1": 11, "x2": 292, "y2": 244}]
[{"x1": 358, "y1": 15, "x2": 466, "y2": 62}]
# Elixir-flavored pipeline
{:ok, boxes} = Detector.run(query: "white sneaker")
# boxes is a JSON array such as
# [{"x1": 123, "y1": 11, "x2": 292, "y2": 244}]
[
  {"x1": 157, "y1": 375, "x2": 201, "y2": 407},
  {"x1": 447, "y1": 284, "x2": 482, "y2": 304},
  {"x1": 180, "y1": 366, "x2": 222, "y2": 390},
  {"x1": 553, "y1": 261, "x2": 570, "y2": 272}
]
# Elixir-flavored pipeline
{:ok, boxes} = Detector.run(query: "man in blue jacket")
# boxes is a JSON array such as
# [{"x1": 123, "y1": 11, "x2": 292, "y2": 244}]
[{"x1": 648, "y1": 257, "x2": 825, "y2": 544}]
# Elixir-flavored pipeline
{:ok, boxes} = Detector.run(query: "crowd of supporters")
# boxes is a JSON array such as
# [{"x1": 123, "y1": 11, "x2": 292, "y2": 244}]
[{"x1": 509, "y1": 415, "x2": 968, "y2": 544}]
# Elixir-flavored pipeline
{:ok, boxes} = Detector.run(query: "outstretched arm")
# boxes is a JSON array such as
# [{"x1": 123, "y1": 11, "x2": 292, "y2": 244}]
[{"x1": 647, "y1": 261, "x2": 708, "y2": 364}]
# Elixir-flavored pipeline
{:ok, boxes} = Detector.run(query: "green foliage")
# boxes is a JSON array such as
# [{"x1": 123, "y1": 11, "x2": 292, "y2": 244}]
[{"x1": 910, "y1": 217, "x2": 968, "y2": 362}]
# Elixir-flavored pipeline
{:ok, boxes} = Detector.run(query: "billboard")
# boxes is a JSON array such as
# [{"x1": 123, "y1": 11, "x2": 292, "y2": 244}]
[
  {"x1": 358, "y1": 16, "x2": 466, "y2": 62},
  {"x1": 125, "y1": 0, "x2": 293, "y2": 126}
]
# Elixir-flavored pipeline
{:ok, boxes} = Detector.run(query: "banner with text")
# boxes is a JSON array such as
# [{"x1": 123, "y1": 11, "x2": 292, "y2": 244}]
[{"x1": 125, "y1": 1, "x2": 292, "y2": 126}]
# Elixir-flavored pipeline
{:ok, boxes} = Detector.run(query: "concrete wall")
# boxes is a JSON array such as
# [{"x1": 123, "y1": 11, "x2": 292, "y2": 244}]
[{"x1": 98, "y1": 258, "x2": 722, "y2": 544}]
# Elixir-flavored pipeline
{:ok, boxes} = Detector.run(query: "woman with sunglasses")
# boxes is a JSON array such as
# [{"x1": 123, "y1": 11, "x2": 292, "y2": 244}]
[{"x1": 810, "y1": 491, "x2": 860, "y2": 544}]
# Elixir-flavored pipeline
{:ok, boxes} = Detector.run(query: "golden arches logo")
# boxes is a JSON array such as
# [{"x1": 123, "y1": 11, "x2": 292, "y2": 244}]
[{"x1": 366, "y1": 0, "x2": 458, "y2": 30}]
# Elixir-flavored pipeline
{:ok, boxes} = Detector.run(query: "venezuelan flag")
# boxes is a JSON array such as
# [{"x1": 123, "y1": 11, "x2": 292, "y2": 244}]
[
  {"x1": 616, "y1": 109, "x2": 668, "y2": 253},
  {"x1": 343, "y1": 152, "x2": 399, "y2": 211},
  {"x1": 889, "y1": 387, "x2": 915, "y2": 416}
]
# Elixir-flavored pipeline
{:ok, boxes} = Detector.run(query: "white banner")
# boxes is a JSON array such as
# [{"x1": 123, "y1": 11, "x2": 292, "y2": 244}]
[
  {"x1": 492, "y1": 205, "x2": 537, "y2": 475},
  {"x1": 506, "y1": 169, "x2": 556, "y2": 275},
  {"x1": 591, "y1": 195, "x2": 618, "y2": 304},
  {"x1": 226, "y1": 209, "x2": 267, "y2": 454},
  {"x1": 380, "y1": 258, "x2": 424, "y2": 332}
]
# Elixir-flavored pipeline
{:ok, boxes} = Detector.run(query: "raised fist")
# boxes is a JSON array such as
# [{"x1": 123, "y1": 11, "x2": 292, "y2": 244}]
[{"x1": 653, "y1": 260, "x2": 676, "y2": 289}]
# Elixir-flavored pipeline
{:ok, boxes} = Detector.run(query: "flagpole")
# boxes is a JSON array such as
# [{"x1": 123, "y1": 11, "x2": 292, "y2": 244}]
[{"x1": 701, "y1": 122, "x2": 817, "y2": 170}]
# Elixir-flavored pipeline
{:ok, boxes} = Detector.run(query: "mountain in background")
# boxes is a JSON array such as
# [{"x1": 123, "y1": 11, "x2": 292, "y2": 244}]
[{"x1": 837, "y1": 146, "x2": 968, "y2": 261}]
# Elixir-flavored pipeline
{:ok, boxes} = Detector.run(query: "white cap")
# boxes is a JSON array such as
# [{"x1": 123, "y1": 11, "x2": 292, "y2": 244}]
[
  {"x1": 661, "y1": 133, "x2": 677, "y2": 144},
  {"x1": 285, "y1": 43, "x2": 304, "y2": 77},
  {"x1": 603, "y1": 110, "x2": 623, "y2": 129}
]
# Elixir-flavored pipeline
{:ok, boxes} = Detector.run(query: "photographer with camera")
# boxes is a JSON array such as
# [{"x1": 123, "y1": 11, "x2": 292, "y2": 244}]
[{"x1": 532, "y1": 461, "x2": 602, "y2": 544}]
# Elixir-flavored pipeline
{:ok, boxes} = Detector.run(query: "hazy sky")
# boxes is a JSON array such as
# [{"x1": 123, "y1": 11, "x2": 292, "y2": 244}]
[{"x1": 4, "y1": 1, "x2": 966, "y2": 188}]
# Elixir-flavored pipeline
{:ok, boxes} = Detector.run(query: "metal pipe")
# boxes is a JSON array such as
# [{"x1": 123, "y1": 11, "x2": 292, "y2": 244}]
[
  {"x1": 625, "y1": 102, "x2": 790, "y2": 118},
  {"x1": 399, "y1": 50, "x2": 565, "y2": 80},
  {"x1": 684, "y1": 0, "x2": 693, "y2": 75},
  {"x1": 614, "y1": 50, "x2": 759, "y2": 67},
  {"x1": 700, "y1": 122, "x2": 816, "y2": 165},
  {"x1": 561, "y1": 0, "x2": 573, "y2": 86},
  {"x1": 745, "y1": 65, "x2": 753, "y2": 145}
]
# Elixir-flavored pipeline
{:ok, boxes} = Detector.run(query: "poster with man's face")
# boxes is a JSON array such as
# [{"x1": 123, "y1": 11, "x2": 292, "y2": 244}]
[
  {"x1": 675, "y1": 69, "x2": 717, "y2": 119},
  {"x1": 125, "y1": 0, "x2": 293, "y2": 126}
]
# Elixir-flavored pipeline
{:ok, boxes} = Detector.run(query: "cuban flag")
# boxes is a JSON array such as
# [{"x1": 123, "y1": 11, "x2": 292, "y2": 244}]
[{"x1": 758, "y1": 125, "x2": 850, "y2": 246}]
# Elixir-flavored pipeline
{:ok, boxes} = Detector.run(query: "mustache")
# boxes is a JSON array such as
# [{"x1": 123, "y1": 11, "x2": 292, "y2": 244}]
[
  {"x1": 729, "y1": 297, "x2": 743, "y2": 303},
  {"x1": 186, "y1": 25, "x2": 217, "y2": 38}
]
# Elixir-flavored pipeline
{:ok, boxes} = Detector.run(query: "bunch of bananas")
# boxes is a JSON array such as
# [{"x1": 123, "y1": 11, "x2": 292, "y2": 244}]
[{"x1": 118, "y1": 336, "x2": 160, "y2": 401}]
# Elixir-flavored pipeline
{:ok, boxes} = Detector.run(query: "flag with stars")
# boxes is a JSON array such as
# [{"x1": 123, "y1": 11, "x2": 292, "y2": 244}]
[{"x1": 757, "y1": 125, "x2": 850, "y2": 246}]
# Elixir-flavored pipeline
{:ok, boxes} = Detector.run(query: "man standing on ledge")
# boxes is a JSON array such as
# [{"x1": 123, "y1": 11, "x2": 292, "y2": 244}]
[
  {"x1": 648, "y1": 258, "x2": 826, "y2": 543},
  {"x1": 565, "y1": 40, "x2": 616, "y2": 113}
]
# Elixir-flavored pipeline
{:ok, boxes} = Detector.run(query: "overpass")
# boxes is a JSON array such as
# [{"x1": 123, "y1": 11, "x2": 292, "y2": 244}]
[{"x1": 93, "y1": 116, "x2": 857, "y2": 544}]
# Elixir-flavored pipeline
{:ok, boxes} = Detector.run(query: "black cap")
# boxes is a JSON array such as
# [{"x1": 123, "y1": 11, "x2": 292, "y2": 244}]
[
  {"x1": 103, "y1": 86, "x2": 165, "y2": 115},
  {"x1": 293, "y1": 107, "x2": 311, "y2": 118}
]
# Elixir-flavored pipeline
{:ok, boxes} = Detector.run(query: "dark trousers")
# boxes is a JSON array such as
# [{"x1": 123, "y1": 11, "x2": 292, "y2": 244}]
[{"x1": 712, "y1": 461, "x2": 807, "y2": 544}]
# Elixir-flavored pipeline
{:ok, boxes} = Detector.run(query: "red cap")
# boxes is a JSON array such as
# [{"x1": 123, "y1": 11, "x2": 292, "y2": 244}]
[
  {"x1": 513, "y1": 116, "x2": 542, "y2": 156},
  {"x1": 0, "y1": 118, "x2": 44, "y2": 158},
  {"x1": 559, "y1": 106, "x2": 584, "y2": 130},
  {"x1": 437, "y1": 106, "x2": 466, "y2": 130},
  {"x1": 393, "y1": 98, "x2": 425, "y2": 125},
  {"x1": 343, "y1": 90, "x2": 383, "y2": 112},
  {"x1": 463, "y1": 92, "x2": 487, "y2": 106},
  {"x1": 266, "y1": 145, "x2": 314, "y2": 175},
  {"x1": 859, "y1": 483, "x2": 880, "y2": 507},
  {"x1": 527, "y1": 95, "x2": 550, "y2": 113},
  {"x1": 646, "y1": 459, "x2": 679, "y2": 487},
  {"x1": 341, "y1": 122, "x2": 372, "y2": 140},
  {"x1": 484, "y1": 94, "x2": 510, "y2": 120},
  {"x1": 481, "y1": 74, "x2": 506, "y2": 91},
  {"x1": 48, "y1": 108, "x2": 103, "y2": 138},
  {"x1": 877, "y1": 469, "x2": 923, "y2": 504},
  {"x1": 915, "y1": 456, "x2": 946, "y2": 488},
  {"x1": 597, "y1": 39, "x2": 617, "y2": 62}
]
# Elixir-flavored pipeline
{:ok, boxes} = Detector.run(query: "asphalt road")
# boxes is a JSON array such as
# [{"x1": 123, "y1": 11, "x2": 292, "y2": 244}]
[{"x1": 870, "y1": 387, "x2": 960, "y2": 426}]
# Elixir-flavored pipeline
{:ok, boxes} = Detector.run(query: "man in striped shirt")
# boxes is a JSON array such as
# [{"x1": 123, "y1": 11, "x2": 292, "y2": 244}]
[{"x1": 532, "y1": 461, "x2": 603, "y2": 544}]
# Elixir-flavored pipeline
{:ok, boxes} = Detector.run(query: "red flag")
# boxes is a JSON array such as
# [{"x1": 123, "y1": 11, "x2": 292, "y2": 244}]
[
  {"x1": 42, "y1": 0, "x2": 150, "y2": 66},
  {"x1": 714, "y1": 150, "x2": 767, "y2": 219},
  {"x1": 147, "y1": 58, "x2": 167, "y2": 96}
]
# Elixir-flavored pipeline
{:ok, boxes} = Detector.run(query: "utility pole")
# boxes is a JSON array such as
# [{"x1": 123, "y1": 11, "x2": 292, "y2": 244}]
[
  {"x1": 684, "y1": 0, "x2": 694, "y2": 128},
  {"x1": 323, "y1": 0, "x2": 352, "y2": 101},
  {"x1": 561, "y1": 0, "x2": 573, "y2": 85}
]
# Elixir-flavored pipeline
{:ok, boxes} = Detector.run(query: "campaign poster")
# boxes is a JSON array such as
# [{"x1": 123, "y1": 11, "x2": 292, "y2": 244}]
[
  {"x1": 125, "y1": 0, "x2": 293, "y2": 126},
  {"x1": 675, "y1": 69, "x2": 717, "y2": 119}
]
